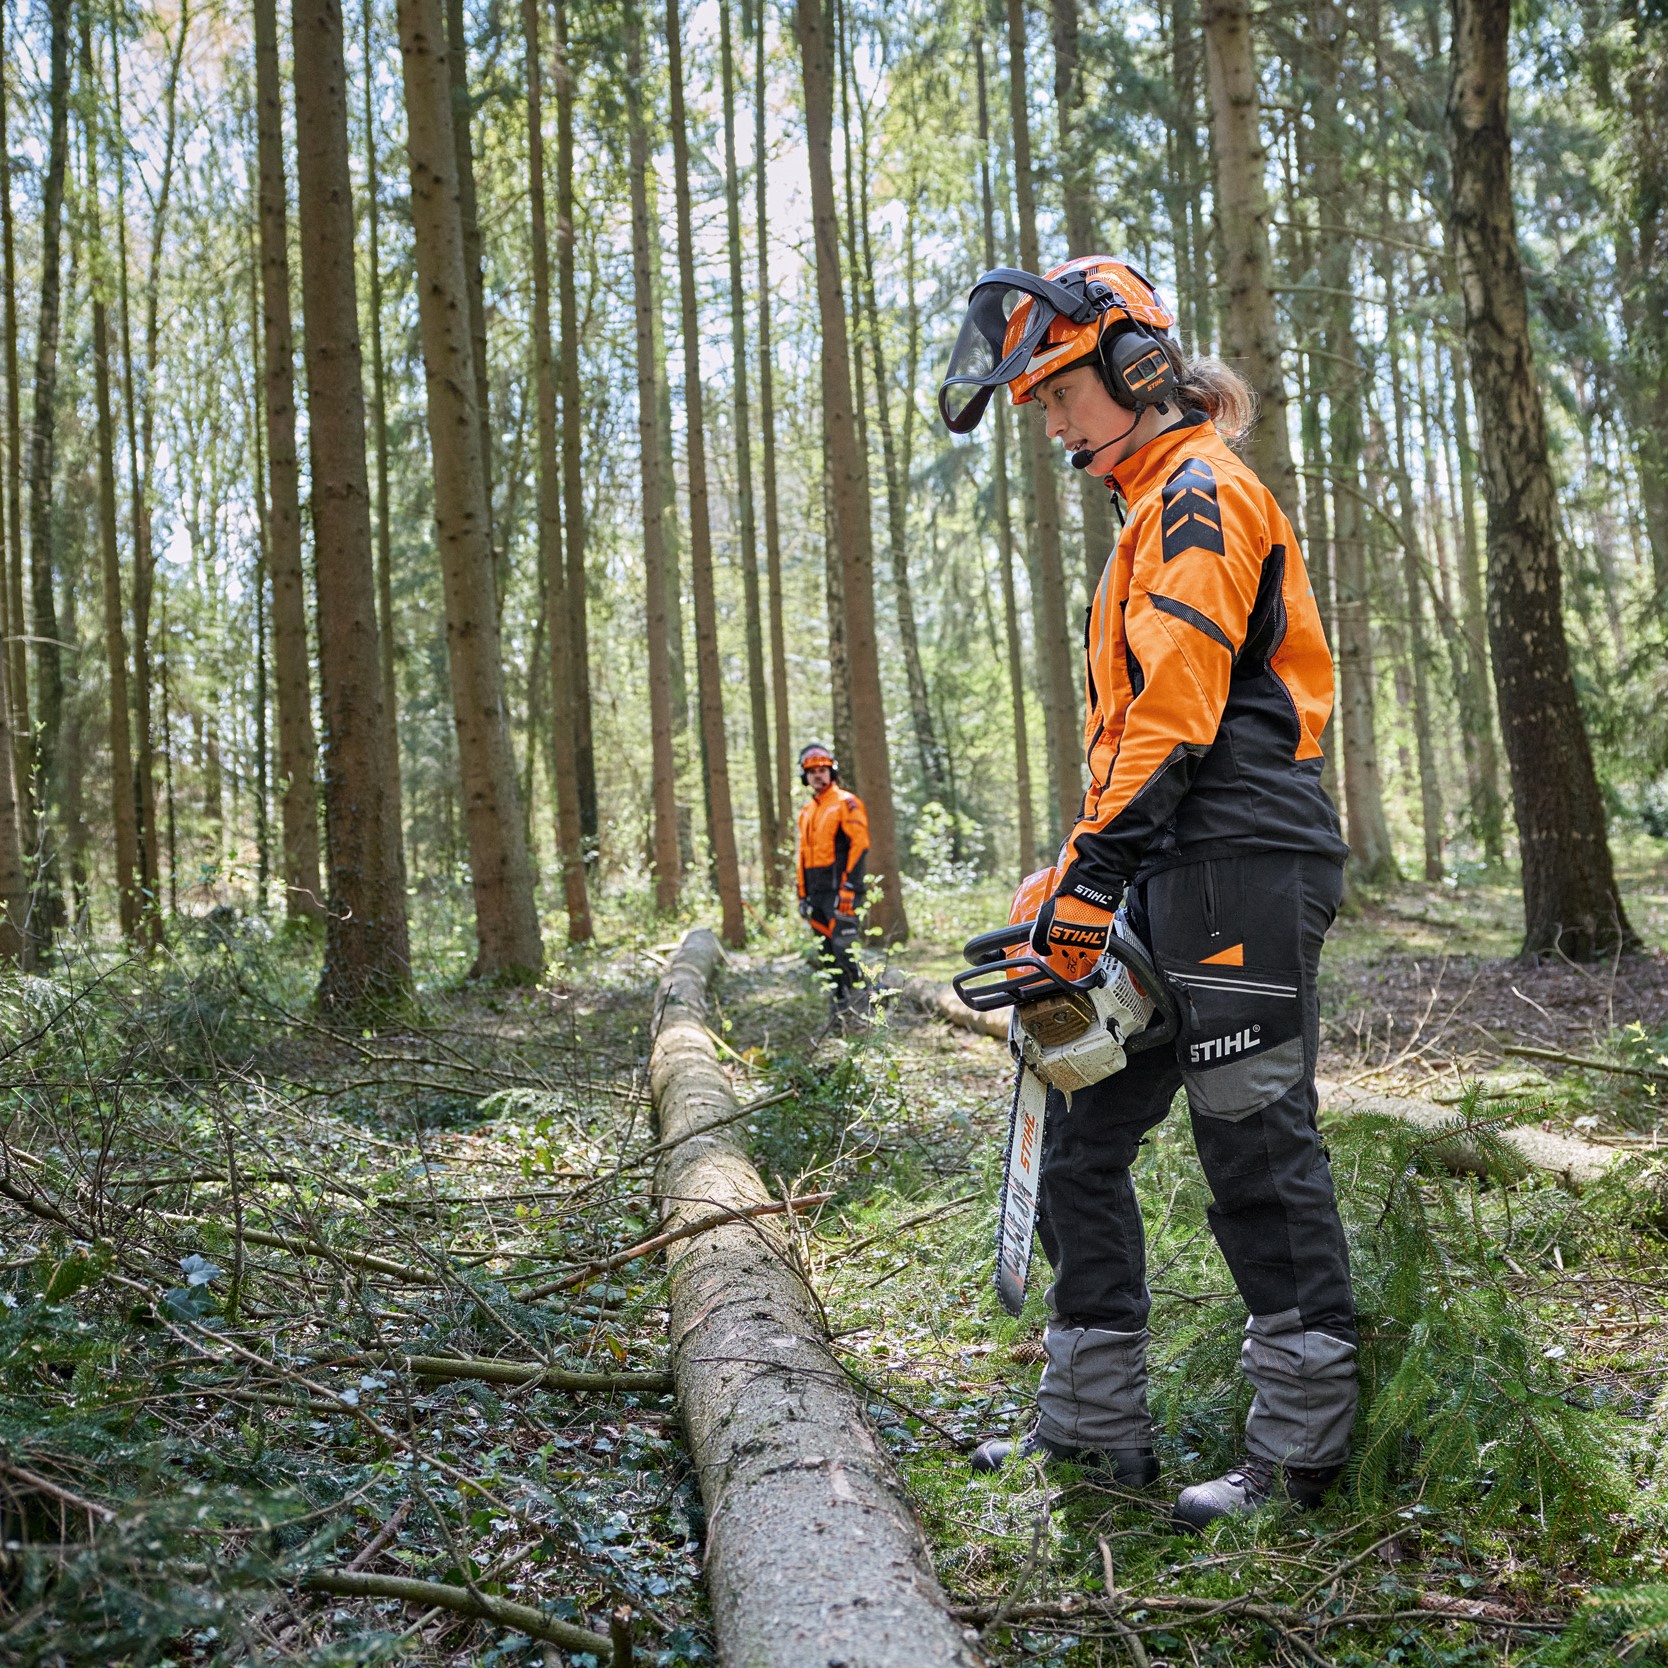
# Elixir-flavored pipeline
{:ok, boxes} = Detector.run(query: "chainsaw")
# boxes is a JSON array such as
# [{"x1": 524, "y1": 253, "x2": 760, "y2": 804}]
[{"x1": 953, "y1": 911, "x2": 1178, "y2": 1316}]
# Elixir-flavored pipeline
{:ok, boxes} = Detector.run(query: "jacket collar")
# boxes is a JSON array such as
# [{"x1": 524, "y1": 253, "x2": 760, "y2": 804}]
[{"x1": 1109, "y1": 409, "x2": 1215, "y2": 507}]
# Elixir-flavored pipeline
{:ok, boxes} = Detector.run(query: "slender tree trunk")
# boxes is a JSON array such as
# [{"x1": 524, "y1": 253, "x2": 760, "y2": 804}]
[
  {"x1": 1445, "y1": 339, "x2": 1505, "y2": 861},
  {"x1": 398, "y1": 0, "x2": 544, "y2": 977},
  {"x1": 976, "y1": 35, "x2": 1036, "y2": 874},
  {"x1": 756, "y1": 14, "x2": 793, "y2": 855},
  {"x1": 797, "y1": 0, "x2": 908, "y2": 940},
  {"x1": 626, "y1": 0, "x2": 679, "y2": 914},
  {"x1": 294, "y1": 0, "x2": 411, "y2": 1003},
  {"x1": 553, "y1": 0, "x2": 599, "y2": 859},
  {"x1": 0, "y1": 567, "x2": 22, "y2": 961},
  {"x1": 526, "y1": 0, "x2": 592, "y2": 939},
  {"x1": 248, "y1": 292, "x2": 272, "y2": 904},
  {"x1": 443, "y1": 0, "x2": 491, "y2": 550},
  {"x1": 80, "y1": 12, "x2": 141, "y2": 939},
  {"x1": 1051, "y1": 0, "x2": 1116, "y2": 594},
  {"x1": 668, "y1": 0, "x2": 745, "y2": 946},
  {"x1": 0, "y1": 5, "x2": 27, "y2": 799},
  {"x1": 1200, "y1": 0, "x2": 1299, "y2": 521},
  {"x1": 362, "y1": 0, "x2": 405, "y2": 859},
  {"x1": 720, "y1": 0, "x2": 779, "y2": 900},
  {"x1": 26, "y1": 0, "x2": 72, "y2": 935},
  {"x1": 256, "y1": 0, "x2": 325, "y2": 922},
  {"x1": 855, "y1": 123, "x2": 946, "y2": 811},
  {"x1": 1447, "y1": 0, "x2": 1631, "y2": 958},
  {"x1": 821, "y1": 434, "x2": 855, "y2": 774},
  {"x1": 1383, "y1": 266, "x2": 1443, "y2": 881},
  {"x1": 1005, "y1": 0, "x2": 1080, "y2": 847}
]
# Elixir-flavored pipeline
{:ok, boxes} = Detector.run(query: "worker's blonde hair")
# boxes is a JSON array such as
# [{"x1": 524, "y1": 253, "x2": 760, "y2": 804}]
[{"x1": 1157, "y1": 338, "x2": 1259, "y2": 445}]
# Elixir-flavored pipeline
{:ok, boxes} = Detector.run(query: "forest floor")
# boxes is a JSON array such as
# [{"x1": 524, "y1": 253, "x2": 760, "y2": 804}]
[{"x1": 4, "y1": 855, "x2": 1668, "y2": 1665}]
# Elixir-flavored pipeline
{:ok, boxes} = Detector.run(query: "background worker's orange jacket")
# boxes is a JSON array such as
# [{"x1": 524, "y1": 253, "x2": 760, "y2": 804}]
[
  {"x1": 797, "y1": 783, "x2": 869, "y2": 922},
  {"x1": 1054, "y1": 411, "x2": 1348, "y2": 910}
]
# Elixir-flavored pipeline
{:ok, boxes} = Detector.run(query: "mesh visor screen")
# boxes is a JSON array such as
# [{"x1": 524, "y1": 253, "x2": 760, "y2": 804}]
[{"x1": 939, "y1": 283, "x2": 1054, "y2": 433}]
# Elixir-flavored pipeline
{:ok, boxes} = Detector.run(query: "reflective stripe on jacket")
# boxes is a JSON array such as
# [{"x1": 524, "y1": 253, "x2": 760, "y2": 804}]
[
  {"x1": 797, "y1": 784, "x2": 869, "y2": 911},
  {"x1": 1055, "y1": 412, "x2": 1347, "y2": 908}
]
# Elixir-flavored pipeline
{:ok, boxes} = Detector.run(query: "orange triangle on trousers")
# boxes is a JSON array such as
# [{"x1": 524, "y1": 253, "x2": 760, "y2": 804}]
[{"x1": 1201, "y1": 944, "x2": 1244, "y2": 966}]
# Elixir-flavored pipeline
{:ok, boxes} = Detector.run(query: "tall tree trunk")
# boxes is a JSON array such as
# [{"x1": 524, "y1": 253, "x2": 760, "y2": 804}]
[
  {"x1": 1200, "y1": 0, "x2": 1299, "y2": 521},
  {"x1": 443, "y1": 0, "x2": 491, "y2": 551},
  {"x1": 821, "y1": 434, "x2": 855, "y2": 774},
  {"x1": 0, "y1": 566, "x2": 23, "y2": 961},
  {"x1": 526, "y1": 0, "x2": 593, "y2": 939},
  {"x1": 0, "y1": 4, "x2": 27, "y2": 800},
  {"x1": 720, "y1": 0, "x2": 779, "y2": 900},
  {"x1": 626, "y1": 0, "x2": 679, "y2": 914},
  {"x1": 294, "y1": 0, "x2": 412, "y2": 1003},
  {"x1": 26, "y1": 0, "x2": 72, "y2": 936},
  {"x1": 248, "y1": 272, "x2": 272, "y2": 904},
  {"x1": 977, "y1": 34, "x2": 1036, "y2": 874},
  {"x1": 1051, "y1": 0, "x2": 1116, "y2": 595},
  {"x1": 80, "y1": 11, "x2": 141, "y2": 939},
  {"x1": 362, "y1": 0, "x2": 405, "y2": 860},
  {"x1": 256, "y1": 0, "x2": 325, "y2": 922},
  {"x1": 1005, "y1": 0, "x2": 1080, "y2": 847},
  {"x1": 1383, "y1": 268, "x2": 1443, "y2": 881},
  {"x1": 756, "y1": 13, "x2": 793, "y2": 854},
  {"x1": 797, "y1": 0, "x2": 908, "y2": 940},
  {"x1": 854, "y1": 108, "x2": 946, "y2": 811},
  {"x1": 553, "y1": 0, "x2": 599, "y2": 858},
  {"x1": 398, "y1": 0, "x2": 544, "y2": 977},
  {"x1": 1447, "y1": 0, "x2": 1631, "y2": 958},
  {"x1": 668, "y1": 0, "x2": 745, "y2": 946},
  {"x1": 1446, "y1": 339, "x2": 1505, "y2": 860}
]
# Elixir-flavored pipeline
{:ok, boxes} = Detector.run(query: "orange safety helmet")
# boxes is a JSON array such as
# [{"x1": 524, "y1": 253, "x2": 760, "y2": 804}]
[
  {"x1": 1003, "y1": 256, "x2": 1175, "y2": 408},
  {"x1": 939, "y1": 256, "x2": 1175, "y2": 434},
  {"x1": 798, "y1": 741, "x2": 838, "y2": 785}
]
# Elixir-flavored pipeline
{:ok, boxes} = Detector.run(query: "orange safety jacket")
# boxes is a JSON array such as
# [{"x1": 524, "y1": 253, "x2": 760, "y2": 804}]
[
  {"x1": 1054, "y1": 411, "x2": 1347, "y2": 911},
  {"x1": 797, "y1": 783, "x2": 869, "y2": 920}
]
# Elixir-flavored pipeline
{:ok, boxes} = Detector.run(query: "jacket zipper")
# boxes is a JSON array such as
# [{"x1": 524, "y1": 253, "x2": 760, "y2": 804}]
[{"x1": 1203, "y1": 863, "x2": 1219, "y2": 941}]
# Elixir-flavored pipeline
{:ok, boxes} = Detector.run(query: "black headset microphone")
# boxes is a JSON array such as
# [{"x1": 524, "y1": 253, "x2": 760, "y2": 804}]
[{"x1": 1070, "y1": 436, "x2": 1117, "y2": 471}]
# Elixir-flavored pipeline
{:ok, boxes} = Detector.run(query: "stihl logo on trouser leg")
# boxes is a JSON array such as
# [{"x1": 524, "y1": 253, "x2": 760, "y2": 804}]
[{"x1": 1190, "y1": 1024, "x2": 1261, "y2": 1065}]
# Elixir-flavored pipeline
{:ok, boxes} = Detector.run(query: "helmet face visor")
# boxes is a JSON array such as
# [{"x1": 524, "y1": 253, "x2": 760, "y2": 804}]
[{"x1": 938, "y1": 268, "x2": 1091, "y2": 434}]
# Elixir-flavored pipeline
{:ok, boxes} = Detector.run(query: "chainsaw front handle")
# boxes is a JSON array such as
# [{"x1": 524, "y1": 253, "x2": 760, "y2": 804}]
[{"x1": 953, "y1": 919, "x2": 1179, "y2": 1051}]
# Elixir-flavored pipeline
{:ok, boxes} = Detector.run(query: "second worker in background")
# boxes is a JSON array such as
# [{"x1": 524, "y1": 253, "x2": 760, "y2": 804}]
[{"x1": 795, "y1": 742, "x2": 870, "y2": 1024}]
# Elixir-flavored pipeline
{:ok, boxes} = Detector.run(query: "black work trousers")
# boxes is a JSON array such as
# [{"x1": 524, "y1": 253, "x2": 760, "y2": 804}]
[
  {"x1": 806, "y1": 908, "x2": 862, "y2": 1000},
  {"x1": 1035, "y1": 851, "x2": 1355, "y2": 1345}
]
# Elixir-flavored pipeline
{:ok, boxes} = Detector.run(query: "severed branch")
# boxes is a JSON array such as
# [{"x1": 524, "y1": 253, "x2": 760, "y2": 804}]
[
  {"x1": 1501, "y1": 1043, "x2": 1668, "y2": 1082},
  {"x1": 335, "y1": 1352, "x2": 672, "y2": 1396},
  {"x1": 300, "y1": 1569, "x2": 614, "y2": 1656}
]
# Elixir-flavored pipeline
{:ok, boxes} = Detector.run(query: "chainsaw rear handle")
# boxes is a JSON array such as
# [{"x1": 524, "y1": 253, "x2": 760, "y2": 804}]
[{"x1": 953, "y1": 920, "x2": 1179, "y2": 1051}]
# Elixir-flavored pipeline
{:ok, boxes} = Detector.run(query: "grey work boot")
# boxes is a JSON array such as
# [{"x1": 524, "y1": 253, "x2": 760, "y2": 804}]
[
  {"x1": 970, "y1": 1428, "x2": 1158, "y2": 1484},
  {"x1": 1171, "y1": 1456, "x2": 1341, "y2": 1530}
]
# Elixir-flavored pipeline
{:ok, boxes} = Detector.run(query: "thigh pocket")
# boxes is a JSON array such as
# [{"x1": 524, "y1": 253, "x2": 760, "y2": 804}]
[{"x1": 1166, "y1": 962, "x2": 1304, "y2": 1122}]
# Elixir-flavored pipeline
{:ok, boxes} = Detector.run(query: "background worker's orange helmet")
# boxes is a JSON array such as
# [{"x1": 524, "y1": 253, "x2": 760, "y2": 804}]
[
  {"x1": 798, "y1": 741, "x2": 838, "y2": 784},
  {"x1": 1003, "y1": 256, "x2": 1176, "y2": 408}
]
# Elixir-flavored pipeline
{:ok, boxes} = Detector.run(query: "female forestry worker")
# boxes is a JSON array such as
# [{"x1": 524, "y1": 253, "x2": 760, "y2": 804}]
[{"x1": 939, "y1": 257, "x2": 1354, "y2": 1530}]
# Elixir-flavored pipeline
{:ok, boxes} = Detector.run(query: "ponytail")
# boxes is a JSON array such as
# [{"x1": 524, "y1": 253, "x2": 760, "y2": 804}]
[{"x1": 1157, "y1": 339, "x2": 1259, "y2": 446}]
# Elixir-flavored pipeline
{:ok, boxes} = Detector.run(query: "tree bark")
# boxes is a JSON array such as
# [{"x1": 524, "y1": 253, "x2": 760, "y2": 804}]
[
  {"x1": 26, "y1": 0, "x2": 72, "y2": 936},
  {"x1": 651, "y1": 931, "x2": 981, "y2": 1667},
  {"x1": 526, "y1": 0, "x2": 593, "y2": 940},
  {"x1": 756, "y1": 17, "x2": 793, "y2": 858},
  {"x1": 1447, "y1": 0, "x2": 1631, "y2": 958},
  {"x1": 720, "y1": 0, "x2": 780, "y2": 901},
  {"x1": 442, "y1": 0, "x2": 491, "y2": 554},
  {"x1": 256, "y1": 0, "x2": 326, "y2": 923},
  {"x1": 397, "y1": 0, "x2": 544, "y2": 978},
  {"x1": 80, "y1": 12, "x2": 141, "y2": 940},
  {"x1": 797, "y1": 0, "x2": 908, "y2": 941},
  {"x1": 361, "y1": 0, "x2": 405, "y2": 871},
  {"x1": 552, "y1": 0, "x2": 599, "y2": 858},
  {"x1": 668, "y1": 0, "x2": 745, "y2": 947},
  {"x1": 293, "y1": 0, "x2": 412, "y2": 1003},
  {"x1": 1003, "y1": 0, "x2": 1080, "y2": 848},
  {"x1": 976, "y1": 36, "x2": 1037, "y2": 874},
  {"x1": 625, "y1": 0, "x2": 680, "y2": 914},
  {"x1": 1200, "y1": 0, "x2": 1299, "y2": 522},
  {"x1": 0, "y1": 6, "x2": 27, "y2": 803}
]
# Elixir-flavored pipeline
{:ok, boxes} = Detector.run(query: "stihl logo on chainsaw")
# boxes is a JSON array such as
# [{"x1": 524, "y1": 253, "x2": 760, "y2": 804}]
[
  {"x1": 1017, "y1": 1105, "x2": 1039, "y2": 1168},
  {"x1": 1189, "y1": 1023, "x2": 1261, "y2": 1065}
]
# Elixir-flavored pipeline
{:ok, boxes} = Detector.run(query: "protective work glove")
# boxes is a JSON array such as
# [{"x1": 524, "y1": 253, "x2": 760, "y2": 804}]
[
  {"x1": 798, "y1": 897, "x2": 813, "y2": 921},
  {"x1": 1031, "y1": 891, "x2": 1118, "y2": 984},
  {"x1": 837, "y1": 884, "x2": 857, "y2": 917}
]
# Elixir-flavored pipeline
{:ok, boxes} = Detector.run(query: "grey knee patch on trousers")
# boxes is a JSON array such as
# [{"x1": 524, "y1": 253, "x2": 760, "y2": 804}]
[
  {"x1": 1241, "y1": 1308, "x2": 1357, "y2": 1469},
  {"x1": 1035, "y1": 1326, "x2": 1154, "y2": 1451}
]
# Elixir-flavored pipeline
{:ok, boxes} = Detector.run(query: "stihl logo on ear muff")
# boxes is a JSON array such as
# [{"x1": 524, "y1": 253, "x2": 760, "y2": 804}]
[{"x1": 1124, "y1": 347, "x2": 1170, "y2": 395}]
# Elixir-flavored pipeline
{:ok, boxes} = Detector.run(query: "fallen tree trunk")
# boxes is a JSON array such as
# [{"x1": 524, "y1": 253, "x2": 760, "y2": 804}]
[
  {"x1": 896, "y1": 978, "x2": 1624, "y2": 1192},
  {"x1": 653, "y1": 930, "x2": 981, "y2": 1668}
]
